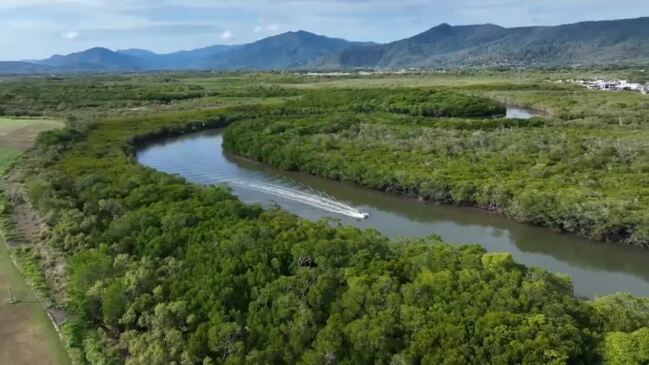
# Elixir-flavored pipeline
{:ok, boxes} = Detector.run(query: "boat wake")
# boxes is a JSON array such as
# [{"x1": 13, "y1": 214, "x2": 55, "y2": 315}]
[{"x1": 225, "y1": 178, "x2": 369, "y2": 219}]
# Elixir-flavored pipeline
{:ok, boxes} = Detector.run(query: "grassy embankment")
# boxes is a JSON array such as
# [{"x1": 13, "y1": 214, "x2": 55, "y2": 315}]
[{"x1": 0, "y1": 117, "x2": 70, "y2": 365}]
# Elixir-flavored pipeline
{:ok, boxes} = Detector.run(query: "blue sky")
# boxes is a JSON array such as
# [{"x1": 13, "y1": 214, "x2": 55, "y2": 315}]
[{"x1": 2, "y1": 0, "x2": 649, "y2": 60}]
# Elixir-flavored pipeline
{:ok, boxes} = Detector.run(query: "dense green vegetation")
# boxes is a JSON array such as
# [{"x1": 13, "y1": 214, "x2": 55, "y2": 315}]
[
  {"x1": 15, "y1": 107, "x2": 649, "y2": 364},
  {"x1": 0, "y1": 76, "x2": 204, "y2": 115},
  {"x1": 224, "y1": 87, "x2": 649, "y2": 247},
  {"x1": 286, "y1": 88, "x2": 506, "y2": 118},
  {"x1": 3, "y1": 72, "x2": 649, "y2": 364},
  {"x1": 0, "y1": 73, "x2": 298, "y2": 117}
]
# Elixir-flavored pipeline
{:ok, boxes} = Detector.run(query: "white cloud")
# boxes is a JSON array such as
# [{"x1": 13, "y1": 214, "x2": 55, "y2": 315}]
[
  {"x1": 253, "y1": 23, "x2": 281, "y2": 33},
  {"x1": 61, "y1": 31, "x2": 81, "y2": 40},
  {"x1": 220, "y1": 30, "x2": 234, "y2": 40}
]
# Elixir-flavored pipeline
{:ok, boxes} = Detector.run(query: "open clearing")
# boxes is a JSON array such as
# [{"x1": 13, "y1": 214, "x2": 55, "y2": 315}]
[
  {"x1": 0, "y1": 118, "x2": 63, "y2": 151},
  {"x1": 0, "y1": 117, "x2": 70, "y2": 365}
]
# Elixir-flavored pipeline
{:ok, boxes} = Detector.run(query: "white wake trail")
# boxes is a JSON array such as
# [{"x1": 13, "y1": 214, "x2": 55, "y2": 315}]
[{"x1": 225, "y1": 179, "x2": 368, "y2": 219}]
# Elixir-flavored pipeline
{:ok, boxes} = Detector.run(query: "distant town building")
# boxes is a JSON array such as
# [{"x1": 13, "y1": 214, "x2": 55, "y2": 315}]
[{"x1": 574, "y1": 79, "x2": 649, "y2": 95}]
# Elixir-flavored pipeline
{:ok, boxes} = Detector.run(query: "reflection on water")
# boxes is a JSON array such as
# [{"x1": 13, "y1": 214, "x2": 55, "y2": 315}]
[
  {"x1": 505, "y1": 106, "x2": 546, "y2": 119},
  {"x1": 137, "y1": 129, "x2": 649, "y2": 298}
]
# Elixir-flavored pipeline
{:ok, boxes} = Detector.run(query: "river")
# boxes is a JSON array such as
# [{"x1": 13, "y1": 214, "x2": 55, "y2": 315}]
[
  {"x1": 505, "y1": 106, "x2": 544, "y2": 118},
  {"x1": 136, "y1": 125, "x2": 649, "y2": 298}
]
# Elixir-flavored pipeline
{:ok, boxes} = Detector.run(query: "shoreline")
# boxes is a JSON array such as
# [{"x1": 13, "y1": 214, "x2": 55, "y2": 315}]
[{"x1": 135, "y1": 125, "x2": 637, "y2": 249}]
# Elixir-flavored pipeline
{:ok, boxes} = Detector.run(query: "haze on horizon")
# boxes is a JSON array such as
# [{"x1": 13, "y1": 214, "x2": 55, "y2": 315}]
[{"x1": 2, "y1": 0, "x2": 649, "y2": 61}]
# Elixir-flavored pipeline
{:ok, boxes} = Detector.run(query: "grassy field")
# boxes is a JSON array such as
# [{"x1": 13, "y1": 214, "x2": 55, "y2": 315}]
[
  {"x1": 0, "y1": 118, "x2": 63, "y2": 150},
  {"x1": 0, "y1": 117, "x2": 69, "y2": 365}
]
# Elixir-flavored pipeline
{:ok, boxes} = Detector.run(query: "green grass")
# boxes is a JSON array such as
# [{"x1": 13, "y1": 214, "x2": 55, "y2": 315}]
[
  {"x1": 0, "y1": 117, "x2": 63, "y2": 136},
  {"x1": 0, "y1": 238, "x2": 71, "y2": 365},
  {"x1": 0, "y1": 148, "x2": 20, "y2": 169},
  {"x1": 0, "y1": 118, "x2": 70, "y2": 365}
]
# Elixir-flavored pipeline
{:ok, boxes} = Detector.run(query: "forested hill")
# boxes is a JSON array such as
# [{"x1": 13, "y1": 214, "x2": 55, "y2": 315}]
[
  {"x1": 336, "y1": 17, "x2": 649, "y2": 68},
  {"x1": 209, "y1": 31, "x2": 370, "y2": 70},
  {"x1": 1, "y1": 17, "x2": 649, "y2": 73},
  {"x1": 0, "y1": 31, "x2": 366, "y2": 74}
]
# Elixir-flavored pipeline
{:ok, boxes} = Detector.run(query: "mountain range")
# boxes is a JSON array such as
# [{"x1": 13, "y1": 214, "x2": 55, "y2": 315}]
[{"x1": 2, "y1": 17, "x2": 649, "y2": 74}]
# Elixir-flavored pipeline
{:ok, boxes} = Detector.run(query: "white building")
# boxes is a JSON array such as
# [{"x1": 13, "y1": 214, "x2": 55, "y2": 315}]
[{"x1": 574, "y1": 79, "x2": 648, "y2": 95}]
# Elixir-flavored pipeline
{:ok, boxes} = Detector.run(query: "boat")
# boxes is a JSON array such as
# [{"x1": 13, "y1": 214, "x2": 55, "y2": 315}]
[{"x1": 352, "y1": 210, "x2": 370, "y2": 220}]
